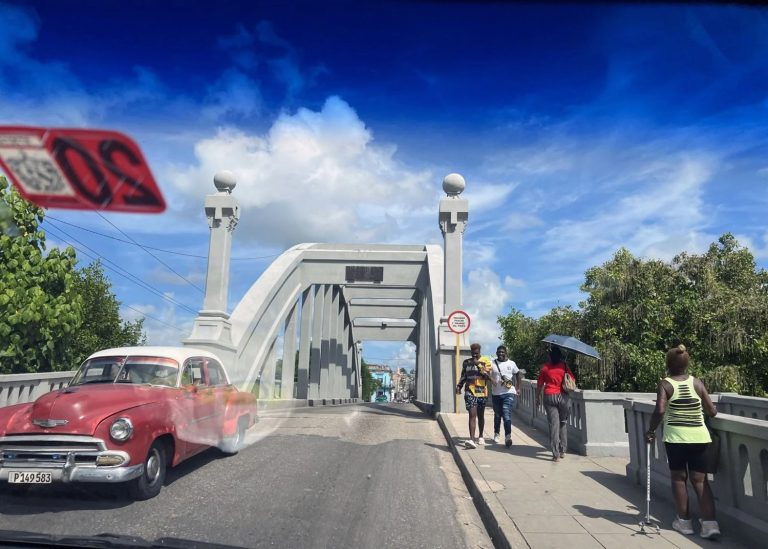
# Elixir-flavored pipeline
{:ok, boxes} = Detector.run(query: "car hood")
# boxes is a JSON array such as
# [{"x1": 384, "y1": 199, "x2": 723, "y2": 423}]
[{"x1": 3, "y1": 384, "x2": 167, "y2": 436}]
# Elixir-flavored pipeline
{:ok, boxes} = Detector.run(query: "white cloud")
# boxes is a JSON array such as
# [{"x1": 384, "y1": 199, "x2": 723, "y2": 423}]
[
  {"x1": 169, "y1": 96, "x2": 441, "y2": 247},
  {"x1": 463, "y1": 268, "x2": 519, "y2": 353},
  {"x1": 539, "y1": 156, "x2": 713, "y2": 265},
  {"x1": 122, "y1": 300, "x2": 193, "y2": 346}
]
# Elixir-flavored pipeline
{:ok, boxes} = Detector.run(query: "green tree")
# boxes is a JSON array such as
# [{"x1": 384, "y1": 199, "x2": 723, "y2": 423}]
[
  {"x1": 69, "y1": 260, "x2": 145, "y2": 365},
  {"x1": 0, "y1": 176, "x2": 83, "y2": 373},
  {"x1": 497, "y1": 234, "x2": 768, "y2": 395},
  {"x1": 361, "y1": 359, "x2": 382, "y2": 402}
]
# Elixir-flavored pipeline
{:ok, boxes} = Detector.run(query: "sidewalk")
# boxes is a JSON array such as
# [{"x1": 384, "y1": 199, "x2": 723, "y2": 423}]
[{"x1": 438, "y1": 413, "x2": 747, "y2": 549}]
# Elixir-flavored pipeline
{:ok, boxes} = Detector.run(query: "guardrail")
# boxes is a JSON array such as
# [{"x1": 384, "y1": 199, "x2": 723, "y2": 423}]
[
  {"x1": 625, "y1": 398, "x2": 768, "y2": 547},
  {"x1": 515, "y1": 378, "x2": 654, "y2": 456},
  {"x1": 0, "y1": 371, "x2": 75, "y2": 408}
]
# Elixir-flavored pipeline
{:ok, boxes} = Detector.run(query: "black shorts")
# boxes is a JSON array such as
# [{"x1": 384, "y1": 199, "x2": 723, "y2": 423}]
[{"x1": 664, "y1": 442, "x2": 709, "y2": 473}]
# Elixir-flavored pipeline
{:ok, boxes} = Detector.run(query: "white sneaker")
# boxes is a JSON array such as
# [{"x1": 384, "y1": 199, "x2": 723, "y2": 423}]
[
  {"x1": 464, "y1": 439, "x2": 477, "y2": 449},
  {"x1": 477, "y1": 437, "x2": 485, "y2": 445},
  {"x1": 699, "y1": 519, "x2": 720, "y2": 539},
  {"x1": 672, "y1": 517, "x2": 694, "y2": 535},
  {"x1": 492, "y1": 434, "x2": 501, "y2": 444}
]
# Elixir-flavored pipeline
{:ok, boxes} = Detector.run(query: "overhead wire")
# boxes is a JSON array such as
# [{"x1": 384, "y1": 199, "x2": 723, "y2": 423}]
[
  {"x1": 44, "y1": 221, "x2": 199, "y2": 316},
  {"x1": 44, "y1": 214, "x2": 281, "y2": 261},
  {"x1": 94, "y1": 210, "x2": 205, "y2": 294}
]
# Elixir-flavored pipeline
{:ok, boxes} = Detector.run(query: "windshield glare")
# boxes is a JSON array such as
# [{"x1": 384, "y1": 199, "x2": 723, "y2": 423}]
[{"x1": 70, "y1": 356, "x2": 180, "y2": 387}]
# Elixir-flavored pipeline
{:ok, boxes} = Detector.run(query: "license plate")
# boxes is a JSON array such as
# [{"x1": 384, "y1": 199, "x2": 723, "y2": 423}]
[{"x1": 8, "y1": 471, "x2": 52, "y2": 484}]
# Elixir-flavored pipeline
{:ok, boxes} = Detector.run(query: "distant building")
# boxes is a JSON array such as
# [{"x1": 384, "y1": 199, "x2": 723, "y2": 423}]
[
  {"x1": 368, "y1": 363, "x2": 392, "y2": 402},
  {"x1": 391, "y1": 368, "x2": 414, "y2": 402}
]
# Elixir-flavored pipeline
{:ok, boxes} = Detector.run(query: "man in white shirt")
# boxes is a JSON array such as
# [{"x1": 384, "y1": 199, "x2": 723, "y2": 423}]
[{"x1": 490, "y1": 345, "x2": 521, "y2": 447}]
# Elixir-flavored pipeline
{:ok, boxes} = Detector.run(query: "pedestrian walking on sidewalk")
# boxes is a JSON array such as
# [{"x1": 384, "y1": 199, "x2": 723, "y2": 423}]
[
  {"x1": 646, "y1": 344, "x2": 720, "y2": 540},
  {"x1": 490, "y1": 345, "x2": 520, "y2": 448},
  {"x1": 456, "y1": 343, "x2": 492, "y2": 449},
  {"x1": 535, "y1": 346, "x2": 575, "y2": 461}
]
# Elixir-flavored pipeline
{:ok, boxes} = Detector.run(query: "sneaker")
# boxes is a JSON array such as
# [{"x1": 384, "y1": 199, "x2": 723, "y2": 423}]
[
  {"x1": 699, "y1": 519, "x2": 720, "y2": 539},
  {"x1": 492, "y1": 434, "x2": 501, "y2": 444},
  {"x1": 559, "y1": 452, "x2": 565, "y2": 458},
  {"x1": 672, "y1": 517, "x2": 694, "y2": 535},
  {"x1": 505, "y1": 434, "x2": 512, "y2": 448},
  {"x1": 464, "y1": 439, "x2": 477, "y2": 449},
  {"x1": 477, "y1": 437, "x2": 485, "y2": 445}
]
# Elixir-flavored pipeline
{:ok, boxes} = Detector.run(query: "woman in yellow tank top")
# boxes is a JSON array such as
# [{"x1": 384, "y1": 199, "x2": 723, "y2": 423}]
[{"x1": 646, "y1": 345, "x2": 720, "y2": 539}]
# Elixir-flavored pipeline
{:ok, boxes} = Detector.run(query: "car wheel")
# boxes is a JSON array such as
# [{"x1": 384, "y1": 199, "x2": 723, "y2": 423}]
[
  {"x1": 220, "y1": 417, "x2": 247, "y2": 455},
  {"x1": 128, "y1": 440, "x2": 166, "y2": 500}
]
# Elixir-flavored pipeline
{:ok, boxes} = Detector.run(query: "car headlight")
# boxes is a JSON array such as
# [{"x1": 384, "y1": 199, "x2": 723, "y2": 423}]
[{"x1": 110, "y1": 417, "x2": 133, "y2": 441}]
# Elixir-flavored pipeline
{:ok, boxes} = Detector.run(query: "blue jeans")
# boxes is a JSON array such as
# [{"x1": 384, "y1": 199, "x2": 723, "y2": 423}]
[{"x1": 492, "y1": 393, "x2": 516, "y2": 437}]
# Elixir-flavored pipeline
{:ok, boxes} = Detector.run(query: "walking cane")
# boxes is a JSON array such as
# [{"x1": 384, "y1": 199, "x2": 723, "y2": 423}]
[{"x1": 639, "y1": 440, "x2": 660, "y2": 534}]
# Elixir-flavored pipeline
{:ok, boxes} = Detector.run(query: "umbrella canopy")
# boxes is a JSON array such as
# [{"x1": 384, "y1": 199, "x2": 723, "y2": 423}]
[{"x1": 542, "y1": 334, "x2": 601, "y2": 360}]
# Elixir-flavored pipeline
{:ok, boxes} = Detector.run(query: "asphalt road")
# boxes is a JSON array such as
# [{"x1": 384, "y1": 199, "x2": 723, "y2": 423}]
[{"x1": 0, "y1": 403, "x2": 490, "y2": 548}]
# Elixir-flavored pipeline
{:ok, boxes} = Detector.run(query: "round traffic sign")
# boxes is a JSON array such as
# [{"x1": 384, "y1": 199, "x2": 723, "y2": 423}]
[{"x1": 447, "y1": 310, "x2": 471, "y2": 334}]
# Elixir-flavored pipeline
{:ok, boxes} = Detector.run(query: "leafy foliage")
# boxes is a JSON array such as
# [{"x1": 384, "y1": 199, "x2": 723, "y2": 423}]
[
  {"x1": 361, "y1": 359, "x2": 381, "y2": 402},
  {"x1": 0, "y1": 176, "x2": 145, "y2": 374},
  {"x1": 70, "y1": 260, "x2": 146, "y2": 365},
  {"x1": 498, "y1": 234, "x2": 768, "y2": 395}
]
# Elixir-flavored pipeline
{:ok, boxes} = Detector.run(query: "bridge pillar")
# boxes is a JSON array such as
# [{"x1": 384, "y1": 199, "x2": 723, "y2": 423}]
[
  {"x1": 184, "y1": 171, "x2": 240, "y2": 372},
  {"x1": 280, "y1": 300, "x2": 298, "y2": 399},
  {"x1": 309, "y1": 285, "x2": 324, "y2": 401},
  {"x1": 436, "y1": 174, "x2": 469, "y2": 413},
  {"x1": 296, "y1": 288, "x2": 312, "y2": 399},
  {"x1": 319, "y1": 285, "x2": 333, "y2": 400}
]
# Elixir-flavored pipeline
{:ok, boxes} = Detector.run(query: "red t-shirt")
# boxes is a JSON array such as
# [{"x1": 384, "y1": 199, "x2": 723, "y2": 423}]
[{"x1": 537, "y1": 362, "x2": 575, "y2": 395}]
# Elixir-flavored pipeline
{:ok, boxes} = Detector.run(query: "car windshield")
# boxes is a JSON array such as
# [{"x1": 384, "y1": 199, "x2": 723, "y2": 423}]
[
  {"x1": 69, "y1": 356, "x2": 180, "y2": 387},
  {"x1": 1, "y1": 2, "x2": 766, "y2": 548}
]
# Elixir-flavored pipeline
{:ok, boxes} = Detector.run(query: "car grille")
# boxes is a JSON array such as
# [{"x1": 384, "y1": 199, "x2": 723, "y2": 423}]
[{"x1": 0, "y1": 435, "x2": 105, "y2": 466}]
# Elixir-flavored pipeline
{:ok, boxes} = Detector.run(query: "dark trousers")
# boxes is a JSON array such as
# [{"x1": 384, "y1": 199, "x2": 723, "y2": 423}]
[
  {"x1": 492, "y1": 393, "x2": 515, "y2": 436},
  {"x1": 544, "y1": 393, "x2": 570, "y2": 457}
]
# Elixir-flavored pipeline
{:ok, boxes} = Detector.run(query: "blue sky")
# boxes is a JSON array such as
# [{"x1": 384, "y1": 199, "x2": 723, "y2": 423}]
[{"x1": 1, "y1": 1, "x2": 767, "y2": 369}]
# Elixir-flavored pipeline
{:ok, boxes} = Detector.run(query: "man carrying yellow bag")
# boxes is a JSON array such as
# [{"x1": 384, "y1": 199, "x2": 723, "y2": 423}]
[{"x1": 456, "y1": 343, "x2": 493, "y2": 448}]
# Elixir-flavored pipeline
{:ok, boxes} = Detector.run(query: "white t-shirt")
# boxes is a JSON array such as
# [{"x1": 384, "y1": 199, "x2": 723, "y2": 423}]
[{"x1": 490, "y1": 359, "x2": 520, "y2": 396}]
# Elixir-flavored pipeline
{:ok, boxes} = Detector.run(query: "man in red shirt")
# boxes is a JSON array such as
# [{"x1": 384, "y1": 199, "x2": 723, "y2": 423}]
[{"x1": 535, "y1": 346, "x2": 575, "y2": 461}]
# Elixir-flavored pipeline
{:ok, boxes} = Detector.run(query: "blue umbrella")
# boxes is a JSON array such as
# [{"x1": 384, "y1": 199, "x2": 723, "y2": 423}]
[{"x1": 542, "y1": 334, "x2": 600, "y2": 360}]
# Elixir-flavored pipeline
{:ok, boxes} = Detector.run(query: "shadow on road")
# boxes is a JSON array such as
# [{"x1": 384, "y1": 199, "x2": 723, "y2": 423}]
[
  {"x1": 357, "y1": 403, "x2": 429, "y2": 420},
  {"x1": 0, "y1": 447, "x2": 228, "y2": 513}
]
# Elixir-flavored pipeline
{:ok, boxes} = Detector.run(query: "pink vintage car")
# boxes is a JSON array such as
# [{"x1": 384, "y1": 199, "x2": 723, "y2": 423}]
[{"x1": 0, "y1": 346, "x2": 257, "y2": 500}]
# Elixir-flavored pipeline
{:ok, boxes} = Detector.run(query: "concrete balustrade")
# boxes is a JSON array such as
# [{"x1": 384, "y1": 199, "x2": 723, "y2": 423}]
[
  {"x1": 625, "y1": 398, "x2": 768, "y2": 547},
  {"x1": 515, "y1": 378, "x2": 654, "y2": 456},
  {"x1": 0, "y1": 371, "x2": 75, "y2": 408},
  {"x1": 714, "y1": 392, "x2": 768, "y2": 420}
]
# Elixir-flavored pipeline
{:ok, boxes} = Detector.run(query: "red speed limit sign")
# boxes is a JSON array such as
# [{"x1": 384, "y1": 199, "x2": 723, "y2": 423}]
[
  {"x1": 0, "y1": 126, "x2": 166, "y2": 213},
  {"x1": 447, "y1": 310, "x2": 471, "y2": 334}
]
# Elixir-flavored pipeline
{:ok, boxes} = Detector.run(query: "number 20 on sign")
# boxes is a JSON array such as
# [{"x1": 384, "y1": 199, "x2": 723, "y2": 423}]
[
  {"x1": 0, "y1": 126, "x2": 166, "y2": 213},
  {"x1": 447, "y1": 310, "x2": 471, "y2": 413}
]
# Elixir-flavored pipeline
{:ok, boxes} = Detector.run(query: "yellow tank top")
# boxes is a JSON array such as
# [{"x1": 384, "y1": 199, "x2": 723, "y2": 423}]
[{"x1": 663, "y1": 376, "x2": 711, "y2": 444}]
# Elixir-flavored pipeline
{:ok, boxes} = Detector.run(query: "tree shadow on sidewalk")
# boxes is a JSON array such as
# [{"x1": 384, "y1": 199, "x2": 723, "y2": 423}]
[
  {"x1": 482, "y1": 443, "x2": 554, "y2": 460},
  {"x1": 579, "y1": 470, "x2": 646, "y2": 506}
]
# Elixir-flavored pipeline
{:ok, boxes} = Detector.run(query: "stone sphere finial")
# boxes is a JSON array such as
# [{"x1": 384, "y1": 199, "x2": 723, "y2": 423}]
[
  {"x1": 214, "y1": 170, "x2": 237, "y2": 193},
  {"x1": 442, "y1": 173, "x2": 465, "y2": 196}
]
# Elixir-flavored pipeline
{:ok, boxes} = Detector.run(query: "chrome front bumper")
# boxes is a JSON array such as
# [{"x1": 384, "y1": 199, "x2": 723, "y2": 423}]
[{"x1": 0, "y1": 435, "x2": 143, "y2": 484}]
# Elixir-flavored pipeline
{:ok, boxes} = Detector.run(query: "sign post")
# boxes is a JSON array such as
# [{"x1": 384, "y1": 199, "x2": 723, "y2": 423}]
[{"x1": 447, "y1": 310, "x2": 471, "y2": 413}]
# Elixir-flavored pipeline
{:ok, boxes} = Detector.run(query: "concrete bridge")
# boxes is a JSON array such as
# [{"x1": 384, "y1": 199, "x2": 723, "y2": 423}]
[
  {"x1": 2, "y1": 172, "x2": 767, "y2": 547},
  {"x1": 179, "y1": 170, "x2": 471, "y2": 415}
]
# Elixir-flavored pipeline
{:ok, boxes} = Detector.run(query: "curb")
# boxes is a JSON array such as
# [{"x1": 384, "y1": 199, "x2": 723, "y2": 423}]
[{"x1": 437, "y1": 413, "x2": 529, "y2": 549}]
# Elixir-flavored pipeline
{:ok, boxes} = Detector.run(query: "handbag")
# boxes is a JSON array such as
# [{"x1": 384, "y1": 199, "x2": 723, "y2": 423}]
[
  {"x1": 561, "y1": 365, "x2": 577, "y2": 393},
  {"x1": 494, "y1": 360, "x2": 514, "y2": 389}
]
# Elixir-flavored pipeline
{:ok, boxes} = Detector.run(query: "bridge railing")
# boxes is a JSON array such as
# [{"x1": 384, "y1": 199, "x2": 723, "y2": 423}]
[
  {"x1": 0, "y1": 371, "x2": 75, "y2": 408},
  {"x1": 515, "y1": 378, "x2": 654, "y2": 456},
  {"x1": 625, "y1": 398, "x2": 768, "y2": 546}
]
